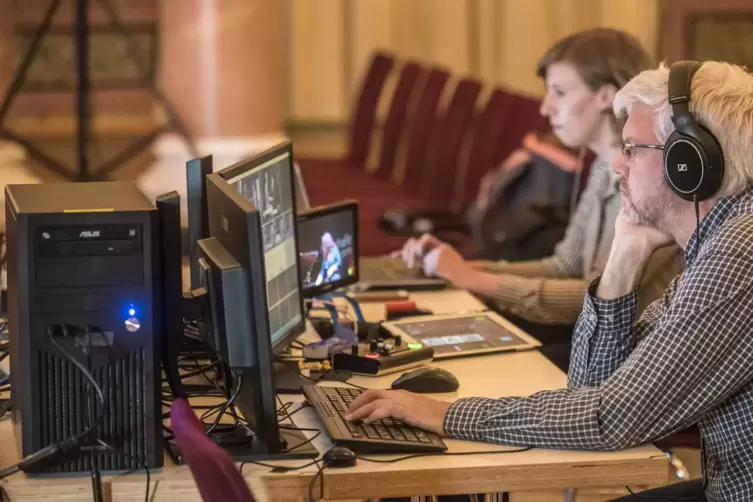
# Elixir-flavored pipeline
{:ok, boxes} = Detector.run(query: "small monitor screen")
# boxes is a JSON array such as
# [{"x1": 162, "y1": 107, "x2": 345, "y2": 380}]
[
  {"x1": 297, "y1": 202, "x2": 358, "y2": 297},
  {"x1": 226, "y1": 150, "x2": 303, "y2": 346}
]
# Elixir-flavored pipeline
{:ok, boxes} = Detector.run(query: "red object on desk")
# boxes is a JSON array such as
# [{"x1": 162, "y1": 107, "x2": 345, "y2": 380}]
[{"x1": 385, "y1": 300, "x2": 418, "y2": 314}]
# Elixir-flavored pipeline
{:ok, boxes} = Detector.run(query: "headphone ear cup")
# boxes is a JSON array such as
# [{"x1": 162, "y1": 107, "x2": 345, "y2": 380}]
[
  {"x1": 664, "y1": 132, "x2": 709, "y2": 202},
  {"x1": 694, "y1": 123, "x2": 725, "y2": 201}
]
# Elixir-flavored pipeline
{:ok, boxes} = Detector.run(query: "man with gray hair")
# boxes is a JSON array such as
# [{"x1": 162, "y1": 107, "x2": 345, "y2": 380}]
[{"x1": 346, "y1": 60, "x2": 753, "y2": 501}]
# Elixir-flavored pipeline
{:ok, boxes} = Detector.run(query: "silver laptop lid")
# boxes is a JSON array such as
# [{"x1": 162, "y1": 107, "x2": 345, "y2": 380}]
[{"x1": 293, "y1": 162, "x2": 310, "y2": 212}]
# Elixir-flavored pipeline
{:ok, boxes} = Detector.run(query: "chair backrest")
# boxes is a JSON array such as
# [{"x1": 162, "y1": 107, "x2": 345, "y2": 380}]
[
  {"x1": 346, "y1": 52, "x2": 395, "y2": 164},
  {"x1": 373, "y1": 61, "x2": 423, "y2": 180},
  {"x1": 171, "y1": 398, "x2": 256, "y2": 502},
  {"x1": 423, "y1": 77, "x2": 483, "y2": 205},
  {"x1": 401, "y1": 67, "x2": 450, "y2": 193},
  {"x1": 459, "y1": 88, "x2": 516, "y2": 206},
  {"x1": 494, "y1": 93, "x2": 548, "y2": 167}
]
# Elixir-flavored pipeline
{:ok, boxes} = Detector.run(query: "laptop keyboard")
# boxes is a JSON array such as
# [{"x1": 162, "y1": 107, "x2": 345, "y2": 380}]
[{"x1": 359, "y1": 258, "x2": 423, "y2": 281}]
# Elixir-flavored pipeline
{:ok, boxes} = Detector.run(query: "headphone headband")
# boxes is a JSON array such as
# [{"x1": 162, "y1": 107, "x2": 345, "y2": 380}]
[{"x1": 668, "y1": 61, "x2": 702, "y2": 134}]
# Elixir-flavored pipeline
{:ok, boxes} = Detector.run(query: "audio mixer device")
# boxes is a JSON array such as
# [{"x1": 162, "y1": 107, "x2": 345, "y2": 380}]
[{"x1": 306, "y1": 316, "x2": 434, "y2": 376}]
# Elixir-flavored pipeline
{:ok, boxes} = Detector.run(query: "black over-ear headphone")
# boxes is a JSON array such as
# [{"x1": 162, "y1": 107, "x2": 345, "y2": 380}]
[{"x1": 664, "y1": 61, "x2": 725, "y2": 202}]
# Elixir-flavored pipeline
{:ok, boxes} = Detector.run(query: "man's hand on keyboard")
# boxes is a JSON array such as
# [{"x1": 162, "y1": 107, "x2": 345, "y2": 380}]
[{"x1": 344, "y1": 389, "x2": 451, "y2": 436}]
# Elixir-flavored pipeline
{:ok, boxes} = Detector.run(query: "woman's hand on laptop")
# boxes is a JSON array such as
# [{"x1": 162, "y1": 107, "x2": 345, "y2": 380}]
[
  {"x1": 393, "y1": 233, "x2": 443, "y2": 268},
  {"x1": 344, "y1": 389, "x2": 451, "y2": 436},
  {"x1": 423, "y1": 244, "x2": 475, "y2": 285}
]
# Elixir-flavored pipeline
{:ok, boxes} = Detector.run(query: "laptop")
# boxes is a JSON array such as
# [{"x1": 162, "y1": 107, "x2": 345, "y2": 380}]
[
  {"x1": 293, "y1": 161, "x2": 311, "y2": 212},
  {"x1": 296, "y1": 200, "x2": 447, "y2": 295}
]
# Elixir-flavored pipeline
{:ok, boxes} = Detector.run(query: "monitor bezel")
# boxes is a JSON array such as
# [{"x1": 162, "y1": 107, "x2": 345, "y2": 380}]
[
  {"x1": 297, "y1": 200, "x2": 359, "y2": 298},
  {"x1": 211, "y1": 143, "x2": 306, "y2": 354}
]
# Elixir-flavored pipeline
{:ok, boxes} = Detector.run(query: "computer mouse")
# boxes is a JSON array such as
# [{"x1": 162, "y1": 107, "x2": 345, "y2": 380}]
[
  {"x1": 323, "y1": 446, "x2": 357, "y2": 468},
  {"x1": 390, "y1": 367, "x2": 459, "y2": 394}
]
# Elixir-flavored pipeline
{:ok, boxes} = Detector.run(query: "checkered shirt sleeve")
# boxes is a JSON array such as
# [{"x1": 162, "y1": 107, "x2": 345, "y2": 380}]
[{"x1": 444, "y1": 221, "x2": 753, "y2": 452}]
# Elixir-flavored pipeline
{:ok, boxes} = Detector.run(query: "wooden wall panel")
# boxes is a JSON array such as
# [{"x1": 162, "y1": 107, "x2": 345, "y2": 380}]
[
  {"x1": 282, "y1": 0, "x2": 661, "y2": 126},
  {"x1": 287, "y1": 0, "x2": 347, "y2": 123}
]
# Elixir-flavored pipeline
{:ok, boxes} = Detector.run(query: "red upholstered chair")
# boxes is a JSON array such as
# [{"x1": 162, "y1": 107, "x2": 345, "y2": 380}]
[
  {"x1": 171, "y1": 398, "x2": 256, "y2": 502},
  {"x1": 493, "y1": 93, "x2": 548, "y2": 169},
  {"x1": 357, "y1": 77, "x2": 486, "y2": 256},
  {"x1": 303, "y1": 61, "x2": 424, "y2": 205},
  {"x1": 399, "y1": 67, "x2": 451, "y2": 194},
  {"x1": 458, "y1": 88, "x2": 517, "y2": 208},
  {"x1": 297, "y1": 52, "x2": 394, "y2": 171},
  {"x1": 420, "y1": 78, "x2": 483, "y2": 206}
]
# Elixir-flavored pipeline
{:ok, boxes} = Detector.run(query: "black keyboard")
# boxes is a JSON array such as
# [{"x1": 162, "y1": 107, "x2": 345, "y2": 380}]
[{"x1": 302, "y1": 385, "x2": 447, "y2": 454}]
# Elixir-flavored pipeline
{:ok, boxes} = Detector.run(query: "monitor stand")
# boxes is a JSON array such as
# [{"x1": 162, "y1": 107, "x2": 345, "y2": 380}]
[
  {"x1": 274, "y1": 361, "x2": 352, "y2": 394},
  {"x1": 165, "y1": 426, "x2": 318, "y2": 464}
]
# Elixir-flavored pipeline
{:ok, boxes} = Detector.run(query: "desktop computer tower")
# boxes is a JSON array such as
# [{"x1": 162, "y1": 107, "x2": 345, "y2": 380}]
[{"x1": 4, "y1": 181, "x2": 163, "y2": 472}]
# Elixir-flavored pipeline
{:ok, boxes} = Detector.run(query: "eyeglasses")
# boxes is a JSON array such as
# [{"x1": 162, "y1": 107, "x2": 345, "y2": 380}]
[{"x1": 621, "y1": 141, "x2": 664, "y2": 160}]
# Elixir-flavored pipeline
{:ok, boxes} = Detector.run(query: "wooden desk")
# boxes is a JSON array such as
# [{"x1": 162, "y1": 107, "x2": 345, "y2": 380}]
[{"x1": 0, "y1": 290, "x2": 669, "y2": 501}]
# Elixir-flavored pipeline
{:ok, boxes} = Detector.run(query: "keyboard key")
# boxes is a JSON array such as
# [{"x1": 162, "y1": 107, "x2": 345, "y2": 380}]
[
  {"x1": 401, "y1": 429, "x2": 419, "y2": 442},
  {"x1": 386, "y1": 427, "x2": 405, "y2": 440},
  {"x1": 415, "y1": 431, "x2": 432, "y2": 443},
  {"x1": 362, "y1": 425, "x2": 379, "y2": 439},
  {"x1": 374, "y1": 425, "x2": 392, "y2": 441}
]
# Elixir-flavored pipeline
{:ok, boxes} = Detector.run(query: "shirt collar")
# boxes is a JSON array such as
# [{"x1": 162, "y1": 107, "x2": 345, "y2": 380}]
[{"x1": 684, "y1": 186, "x2": 753, "y2": 264}]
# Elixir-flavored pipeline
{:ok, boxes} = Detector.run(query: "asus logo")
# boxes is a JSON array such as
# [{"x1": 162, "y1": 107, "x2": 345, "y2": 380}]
[
  {"x1": 677, "y1": 164, "x2": 688, "y2": 172},
  {"x1": 79, "y1": 230, "x2": 100, "y2": 238}
]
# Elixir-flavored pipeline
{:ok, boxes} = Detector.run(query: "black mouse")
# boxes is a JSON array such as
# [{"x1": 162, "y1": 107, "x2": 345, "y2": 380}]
[
  {"x1": 323, "y1": 446, "x2": 357, "y2": 468},
  {"x1": 391, "y1": 367, "x2": 459, "y2": 394}
]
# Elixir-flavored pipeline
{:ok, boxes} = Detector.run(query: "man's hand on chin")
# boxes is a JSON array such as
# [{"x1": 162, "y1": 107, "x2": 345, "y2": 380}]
[
  {"x1": 598, "y1": 211, "x2": 676, "y2": 300},
  {"x1": 344, "y1": 389, "x2": 452, "y2": 436},
  {"x1": 614, "y1": 211, "x2": 675, "y2": 251}
]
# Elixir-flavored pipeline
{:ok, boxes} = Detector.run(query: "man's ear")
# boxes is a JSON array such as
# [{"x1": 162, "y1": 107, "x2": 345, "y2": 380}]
[{"x1": 597, "y1": 84, "x2": 618, "y2": 113}]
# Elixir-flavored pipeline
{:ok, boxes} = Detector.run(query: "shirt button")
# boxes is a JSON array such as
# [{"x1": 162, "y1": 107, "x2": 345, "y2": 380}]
[
  {"x1": 589, "y1": 313, "x2": 597, "y2": 322},
  {"x1": 605, "y1": 315, "x2": 614, "y2": 322}
]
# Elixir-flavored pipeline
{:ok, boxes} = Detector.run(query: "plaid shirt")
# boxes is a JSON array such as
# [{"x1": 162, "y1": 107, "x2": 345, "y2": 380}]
[{"x1": 445, "y1": 188, "x2": 753, "y2": 501}]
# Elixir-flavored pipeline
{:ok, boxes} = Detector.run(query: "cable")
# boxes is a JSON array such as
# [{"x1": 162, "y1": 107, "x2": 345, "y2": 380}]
[
  {"x1": 694, "y1": 195, "x2": 701, "y2": 260},
  {"x1": 49, "y1": 335, "x2": 106, "y2": 443},
  {"x1": 95, "y1": 438, "x2": 151, "y2": 502},
  {"x1": 308, "y1": 460, "x2": 325, "y2": 502},
  {"x1": 239, "y1": 458, "x2": 320, "y2": 475}
]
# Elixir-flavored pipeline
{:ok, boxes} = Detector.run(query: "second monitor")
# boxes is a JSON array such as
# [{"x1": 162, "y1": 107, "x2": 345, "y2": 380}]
[
  {"x1": 217, "y1": 142, "x2": 305, "y2": 353},
  {"x1": 297, "y1": 200, "x2": 359, "y2": 297}
]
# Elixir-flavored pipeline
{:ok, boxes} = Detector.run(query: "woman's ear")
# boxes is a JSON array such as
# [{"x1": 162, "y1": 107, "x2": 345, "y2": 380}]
[{"x1": 596, "y1": 83, "x2": 618, "y2": 113}]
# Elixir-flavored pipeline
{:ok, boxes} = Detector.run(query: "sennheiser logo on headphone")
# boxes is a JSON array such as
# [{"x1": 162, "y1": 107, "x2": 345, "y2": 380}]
[{"x1": 677, "y1": 164, "x2": 688, "y2": 172}]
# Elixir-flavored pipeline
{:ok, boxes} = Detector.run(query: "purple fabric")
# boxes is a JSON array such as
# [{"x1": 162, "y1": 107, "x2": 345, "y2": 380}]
[{"x1": 171, "y1": 398, "x2": 256, "y2": 502}]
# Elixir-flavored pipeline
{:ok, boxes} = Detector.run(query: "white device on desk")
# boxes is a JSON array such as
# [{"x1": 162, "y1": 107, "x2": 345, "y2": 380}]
[{"x1": 381, "y1": 311, "x2": 541, "y2": 359}]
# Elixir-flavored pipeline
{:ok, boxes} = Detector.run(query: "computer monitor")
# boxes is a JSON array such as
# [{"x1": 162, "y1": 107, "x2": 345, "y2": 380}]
[
  {"x1": 200, "y1": 174, "x2": 317, "y2": 459},
  {"x1": 297, "y1": 200, "x2": 359, "y2": 297},
  {"x1": 216, "y1": 142, "x2": 305, "y2": 354},
  {"x1": 186, "y1": 155, "x2": 213, "y2": 290}
]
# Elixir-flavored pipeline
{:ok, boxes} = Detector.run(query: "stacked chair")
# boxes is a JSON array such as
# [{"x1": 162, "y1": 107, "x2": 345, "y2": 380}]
[{"x1": 297, "y1": 52, "x2": 549, "y2": 256}]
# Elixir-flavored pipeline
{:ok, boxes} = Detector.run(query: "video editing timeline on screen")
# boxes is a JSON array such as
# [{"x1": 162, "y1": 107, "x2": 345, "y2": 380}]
[
  {"x1": 227, "y1": 152, "x2": 301, "y2": 342},
  {"x1": 298, "y1": 209, "x2": 356, "y2": 290}
]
